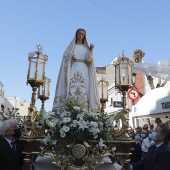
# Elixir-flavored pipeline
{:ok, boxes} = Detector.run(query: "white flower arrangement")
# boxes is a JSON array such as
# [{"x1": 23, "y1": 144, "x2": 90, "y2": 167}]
[{"x1": 42, "y1": 98, "x2": 114, "y2": 151}]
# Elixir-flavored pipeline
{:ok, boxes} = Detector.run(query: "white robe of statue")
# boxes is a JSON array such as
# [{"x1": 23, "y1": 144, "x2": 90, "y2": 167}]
[
  {"x1": 53, "y1": 29, "x2": 99, "y2": 112},
  {"x1": 69, "y1": 44, "x2": 91, "y2": 104}
]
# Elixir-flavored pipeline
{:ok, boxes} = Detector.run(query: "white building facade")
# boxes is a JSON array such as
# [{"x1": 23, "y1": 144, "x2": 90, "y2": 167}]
[
  {"x1": 4, "y1": 97, "x2": 30, "y2": 116},
  {"x1": 0, "y1": 81, "x2": 30, "y2": 117}
]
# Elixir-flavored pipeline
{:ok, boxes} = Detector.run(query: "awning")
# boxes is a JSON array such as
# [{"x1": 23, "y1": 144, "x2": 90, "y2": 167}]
[{"x1": 132, "y1": 87, "x2": 170, "y2": 118}]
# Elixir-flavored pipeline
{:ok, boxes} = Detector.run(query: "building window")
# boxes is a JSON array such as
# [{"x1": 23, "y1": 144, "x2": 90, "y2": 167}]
[
  {"x1": 96, "y1": 67, "x2": 106, "y2": 74},
  {"x1": 110, "y1": 97, "x2": 113, "y2": 106}
]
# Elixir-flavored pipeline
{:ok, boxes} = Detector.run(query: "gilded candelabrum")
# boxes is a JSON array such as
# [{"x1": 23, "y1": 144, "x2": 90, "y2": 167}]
[
  {"x1": 112, "y1": 52, "x2": 135, "y2": 170},
  {"x1": 20, "y1": 45, "x2": 48, "y2": 170},
  {"x1": 25, "y1": 44, "x2": 48, "y2": 137}
]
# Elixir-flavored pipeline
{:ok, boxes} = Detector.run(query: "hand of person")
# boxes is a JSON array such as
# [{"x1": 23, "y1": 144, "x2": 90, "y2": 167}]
[
  {"x1": 89, "y1": 44, "x2": 95, "y2": 51},
  {"x1": 71, "y1": 55, "x2": 76, "y2": 62}
]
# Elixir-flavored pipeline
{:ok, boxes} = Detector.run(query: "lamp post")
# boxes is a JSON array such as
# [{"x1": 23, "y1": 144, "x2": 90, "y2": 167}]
[
  {"x1": 38, "y1": 77, "x2": 51, "y2": 110},
  {"x1": 98, "y1": 77, "x2": 109, "y2": 112},
  {"x1": 113, "y1": 51, "x2": 134, "y2": 170},
  {"x1": 27, "y1": 44, "x2": 48, "y2": 110}
]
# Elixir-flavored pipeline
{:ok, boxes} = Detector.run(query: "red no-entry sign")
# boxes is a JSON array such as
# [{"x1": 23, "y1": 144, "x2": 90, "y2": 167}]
[{"x1": 127, "y1": 88, "x2": 140, "y2": 100}]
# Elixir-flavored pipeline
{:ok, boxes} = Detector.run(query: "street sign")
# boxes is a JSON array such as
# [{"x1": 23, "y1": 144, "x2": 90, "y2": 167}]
[
  {"x1": 127, "y1": 88, "x2": 140, "y2": 101},
  {"x1": 113, "y1": 101, "x2": 122, "y2": 107}
]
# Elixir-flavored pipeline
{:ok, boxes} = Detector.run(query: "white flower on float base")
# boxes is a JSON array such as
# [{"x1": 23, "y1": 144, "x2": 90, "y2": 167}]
[
  {"x1": 48, "y1": 111, "x2": 55, "y2": 116},
  {"x1": 46, "y1": 120, "x2": 50, "y2": 125},
  {"x1": 34, "y1": 121, "x2": 39, "y2": 126},
  {"x1": 49, "y1": 121, "x2": 54, "y2": 128},
  {"x1": 63, "y1": 117, "x2": 71, "y2": 123},
  {"x1": 87, "y1": 111, "x2": 99, "y2": 118},
  {"x1": 73, "y1": 120, "x2": 78, "y2": 124},
  {"x1": 77, "y1": 119, "x2": 89, "y2": 131},
  {"x1": 89, "y1": 121, "x2": 98, "y2": 128},
  {"x1": 52, "y1": 141, "x2": 56, "y2": 145},
  {"x1": 60, "y1": 110, "x2": 71, "y2": 118},
  {"x1": 61, "y1": 125, "x2": 70, "y2": 132},
  {"x1": 71, "y1": 120, "x2": 78, "y2": 127},
  {"x1": 99, "y1": 138, "x2": 104, "y2": 147},
  {"x1": 60, "y1": 132, "x2": 66, "y2": 138},
  {"x1": 93, "y1": 128, "x2": 100, "y2": 135},
  {"x1": 76, "y1": 113, "x2": 85, "y2": 120},
  {"x1": 53, "y1": 119, "x2": 59, "y2": 126},
  {"x1": 59, "y1": 129, "x2": 66, "y2": 138},
  {"x1": 89, "y1": 127, "x2": 100, "y2": 135},
  {"x1": 103, "y1": 113, "x2": 110, "y2": 119},
  {"x1": 106, "y1": 119, "x2": 112, "y2": 124},
  {"x1": 98, "y1": 122, "x2": 103, "y2": 127},
  {"x1": 42, "y1": 133, "x2": 51, "y2": 145},
  {"x1": 93, "y1": 134, "x2": 98, "y2": 139},
  {"x1": 73, "y1": 106, "x2": 81, "y2": 111},
  {"x1": 43, "y1": 113, "x2": 50, "y2": 120}
]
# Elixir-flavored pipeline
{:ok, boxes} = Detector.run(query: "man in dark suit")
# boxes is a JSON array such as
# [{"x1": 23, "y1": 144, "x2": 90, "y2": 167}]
[
  {"x1": 0, "y1": 119, "x2": 23, "y2": 170},
  {"x1": 130, "y1": 124, "x2": 170, "y2": 170},
  {"x1": 130, "y1": 135, "x2": 142, "y2": 163}
]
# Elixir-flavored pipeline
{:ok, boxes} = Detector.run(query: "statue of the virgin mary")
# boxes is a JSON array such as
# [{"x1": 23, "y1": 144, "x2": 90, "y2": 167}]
[{"x1": 52, "y1": 28, "x2": 100, "y2": 112}]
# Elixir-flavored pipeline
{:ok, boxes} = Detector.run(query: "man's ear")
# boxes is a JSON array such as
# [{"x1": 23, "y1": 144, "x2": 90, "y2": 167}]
[
  {"x1": 160, "y1": 133, "x2": 165, "y2": 140},
  {"x1": 5, "y1": 129, "x2": 9, "y2": 135}
]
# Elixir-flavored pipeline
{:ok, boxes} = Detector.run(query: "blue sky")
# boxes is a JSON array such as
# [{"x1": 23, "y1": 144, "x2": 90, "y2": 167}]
[{"x1": 0, "y1": 0, "x2": 170, "y2": 111}]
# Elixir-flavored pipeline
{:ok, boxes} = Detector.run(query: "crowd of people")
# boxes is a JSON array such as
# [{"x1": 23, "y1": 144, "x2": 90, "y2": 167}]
[
  {"x1": 0, "y1": 117, "x2": 170, "y2": 170},
  {"x1": 127, "y1": 118, "x2": 170, "y2": 170}
]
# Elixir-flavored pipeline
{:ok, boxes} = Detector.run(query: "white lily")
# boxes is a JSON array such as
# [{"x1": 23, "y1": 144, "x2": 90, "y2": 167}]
[
  {"x1": 99, "y1": 138, "x2": 104, "y2": 147},
  {"x1": 42, "y1": 134, "x2": 51, "y2": 145},
  {"x1": 63, "y1": 117, "x2": 71, "y2": 123},
  {"x1": 73, "y1": 106, "x2": 81, "y2": 111},
  {"x1": 62, "y1": 125, "x2": 70, "y2": 132},
  {"x1": 77, "y1": 120, "x2": 89, "y2": 131}
]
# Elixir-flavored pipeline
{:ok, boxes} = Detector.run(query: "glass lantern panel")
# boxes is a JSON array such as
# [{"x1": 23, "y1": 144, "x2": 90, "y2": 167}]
[
  {"x1": 29, "y1": 59, "x2": 37, "y2": 78},
  {"x1": 128, "y1": 64, "x2": 132, "y2": 85},
  {"x1": 98, "y1": 85, "x2": 102, "y2": 99},
  {"x1": 39, "y1": 84, "x2": 44, "y2": 96},
  {"x1": 115, "y1": 65, "x2": 120, "y2": 85},
  {"x1": 103, "y1": 85, "x2": 108, "y2": 99},
  {"x1": 38, "y1": 60, "x2": 45, "y2": 80},
  {"x1": 120, "y1": 63, "x2": 128, "y2": 84},
  {"x1": 45, "y1": 82, "x2": 49, "y2": 96}
]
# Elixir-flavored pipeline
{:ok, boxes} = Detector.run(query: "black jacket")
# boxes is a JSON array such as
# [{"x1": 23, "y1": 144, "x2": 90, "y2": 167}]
[
  {"x1": 0, "y1": 136, "x2": 23, "y2": 170},
  {"x1": 132, "y1": 143, "x2": 170, "y2": 170}
]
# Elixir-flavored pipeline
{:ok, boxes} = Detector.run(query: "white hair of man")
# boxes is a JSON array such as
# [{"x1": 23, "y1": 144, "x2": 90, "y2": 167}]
[{"x1": 0, "y1": 118, "x2": 18, "y2": 136}]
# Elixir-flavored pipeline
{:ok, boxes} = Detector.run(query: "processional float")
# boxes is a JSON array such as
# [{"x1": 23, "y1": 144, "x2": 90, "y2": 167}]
[{"x1": 0, "y1": 46, "x2": 140, "y2": 170}]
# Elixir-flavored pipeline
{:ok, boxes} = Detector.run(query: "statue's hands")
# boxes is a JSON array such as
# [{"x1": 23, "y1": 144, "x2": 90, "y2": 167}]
[
  {"x1": 89, "y1": 44, "x2": 95, "y2": 51},
  {"x1": 71, "y1": 55, "x2": 76, "y2": 62}
]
